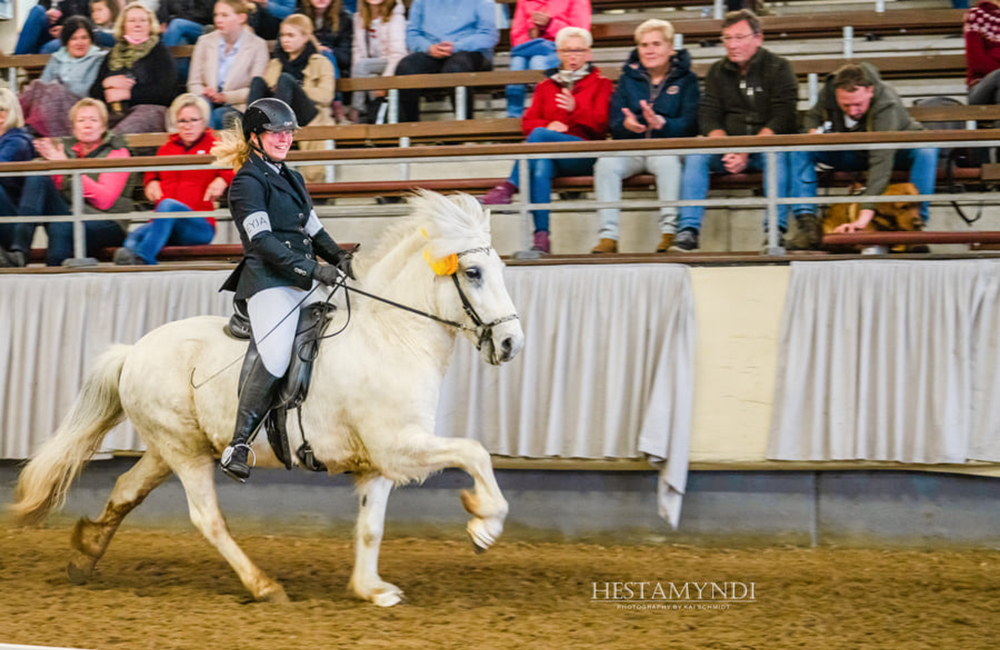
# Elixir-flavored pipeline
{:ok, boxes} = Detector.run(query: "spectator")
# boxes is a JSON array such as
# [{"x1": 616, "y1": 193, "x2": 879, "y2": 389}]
[
  {"x1": 89, "y1": 0, "x2": 119, "y2": 47},
  {"x1": 480, "y1": 27, "x2": 610, "y2": 254},
  {"x1": 249, "y1": 13, "x2": 335, "y2": 181},
  {"x1": 3, "y1": 98, "x2": 133, "y2": 267},
  {"x1": 114, "y1": 95, "x2": 233, "y2": 265},
  {"x1": 673, "y1": 9, "x2": 797, "y2": 253},
  {"x1": 349, "y1": 0, "x2": 407, "y2": 123},
  {"x1": 19, "y1": 16, "x2": 108, "y2": 137},
  {"x1": 14, "y1": 0, "x2": 92, "y2": 55},
  {"x1": 0, "y1": 91, "x2": 37, "y2": 268},
  {"x1": 591, "y1": 19, "x2": 699, "y2": 254},
  {"x1": 248, "y1": 0, "x2": 295, "y2": 39},
  {"x1": 248, "y1": 13, "x2": 335, "y2": 130},
  {"x1": 188, "y1": 0, "x2": 270, "y2": 129},
  {"x1": 965, "y1": 0, "x2": 1000, "y2": 104},
  {"x1": 395, "y1": 0, "x2": 499, "y2": 122},
  {"x1": 505, "y1": 0, "x2": 590, "y2": 118},
  {"x1": 160, "y1": 0, "x2": 217, "y2": 49},
  {"x1": 789, "y1": 63, "x2": 937, "y2": 237},
  {"x1": 301, "y1": 0, "x2": 354, "y2": 122},
  {"x1": 89, "y1": 2, "x2": 178, "y2": 134}
]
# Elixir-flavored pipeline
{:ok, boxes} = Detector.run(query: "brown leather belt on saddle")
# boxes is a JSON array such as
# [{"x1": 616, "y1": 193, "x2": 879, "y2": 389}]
[{"x1": 225, "y1": 301, "x2": 335, "y2": 472}]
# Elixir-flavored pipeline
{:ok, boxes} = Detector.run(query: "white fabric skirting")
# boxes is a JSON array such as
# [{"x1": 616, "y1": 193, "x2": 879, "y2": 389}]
[
  {"x1": 768, "y1": 259, "x2": 1000, "y2": 464},
  {"x1": 0, "y1": 265, "x2": 697, "y2": 526}
]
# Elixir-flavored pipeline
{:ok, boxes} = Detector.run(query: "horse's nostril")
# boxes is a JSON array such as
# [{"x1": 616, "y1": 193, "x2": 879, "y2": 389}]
[{"x1": 501, "y1": 337, "x2": 513, "y2": 354}]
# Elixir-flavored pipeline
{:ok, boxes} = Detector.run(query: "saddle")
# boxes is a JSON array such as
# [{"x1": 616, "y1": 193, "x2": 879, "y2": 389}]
[{"x1": 227, "y1": 300, "x2": 335, "y2": 471}]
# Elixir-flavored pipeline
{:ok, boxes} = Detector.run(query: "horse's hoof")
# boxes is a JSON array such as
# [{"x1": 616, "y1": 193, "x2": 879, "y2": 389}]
[
  {"x1": 66, "y1": 561, "x2": 90, "y2": 585},
  {"x1": 371, "y1": 588, "x2": 404, "y2": 608},
  {"x1": 257, "y1": 585, "x2": 290, "y2": 604},
  {"x1": 466, "y1": 518, "x2": 499, "y2": 553}
]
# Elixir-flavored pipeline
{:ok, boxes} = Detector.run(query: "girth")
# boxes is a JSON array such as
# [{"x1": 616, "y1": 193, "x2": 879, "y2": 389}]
[{"x1": 232, "y1": 301, "x2": 335, "y2": 471}]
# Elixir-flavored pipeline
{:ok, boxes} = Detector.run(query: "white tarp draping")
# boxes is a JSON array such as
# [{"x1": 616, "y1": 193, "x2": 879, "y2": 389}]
[
  {"x1": 0, "y1": 264, "x2": 697, "y2": 525},
  {"x1": 768, "y1": 259, "x2": 1000, "y2": 464}
]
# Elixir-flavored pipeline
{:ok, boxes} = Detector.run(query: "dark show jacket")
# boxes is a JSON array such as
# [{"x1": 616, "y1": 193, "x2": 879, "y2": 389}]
[{"x1": 221, "y1": 151, "x2": 347, "y2": 301}]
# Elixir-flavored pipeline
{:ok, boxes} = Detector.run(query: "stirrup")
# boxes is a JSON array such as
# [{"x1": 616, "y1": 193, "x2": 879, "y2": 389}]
[{"x1": 220, "y1": 443, "x2": 256, "y2": 483}]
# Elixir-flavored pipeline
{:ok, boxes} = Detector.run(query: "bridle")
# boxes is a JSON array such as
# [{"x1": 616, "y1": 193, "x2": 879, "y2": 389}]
[{"x1": 339, "y1": 246, "x2": 519, "y2": 352}]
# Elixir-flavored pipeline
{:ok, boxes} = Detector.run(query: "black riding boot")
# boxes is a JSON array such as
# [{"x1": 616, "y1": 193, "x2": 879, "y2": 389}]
[{"x1": 220, "y1": 358, "x2": 282, "y2": 483}]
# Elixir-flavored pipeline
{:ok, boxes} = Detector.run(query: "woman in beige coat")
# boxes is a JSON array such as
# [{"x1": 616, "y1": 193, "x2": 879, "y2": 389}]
[{"x1": 188, "y1": 0, "x2": 270, "y2": 129}]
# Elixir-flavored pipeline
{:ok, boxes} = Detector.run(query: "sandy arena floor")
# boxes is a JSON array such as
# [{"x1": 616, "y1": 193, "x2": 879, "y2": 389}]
[{"x1": 1, "y1": 526, "x2": 999, "y2": 649}]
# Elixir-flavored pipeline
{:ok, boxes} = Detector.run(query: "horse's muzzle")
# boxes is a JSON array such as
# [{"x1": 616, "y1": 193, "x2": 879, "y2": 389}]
[{"x1": 482, "y1": 321, "x2": 524, "y2": 365}]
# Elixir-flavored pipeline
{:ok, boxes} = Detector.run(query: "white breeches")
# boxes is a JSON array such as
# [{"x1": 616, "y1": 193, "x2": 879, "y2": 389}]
[{"x1": 246, "y1": 282, "x2": 331, "y2": 377}]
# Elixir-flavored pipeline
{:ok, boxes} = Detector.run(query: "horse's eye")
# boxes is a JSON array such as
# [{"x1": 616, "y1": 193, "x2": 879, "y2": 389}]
[{"x1": 465, "y1": 267, "x2": 482, "y2": 282}]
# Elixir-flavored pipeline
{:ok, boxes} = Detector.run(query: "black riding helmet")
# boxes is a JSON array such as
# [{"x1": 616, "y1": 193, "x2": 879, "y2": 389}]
[{"x1": 242, "y1": 98, "x2": 299, "y2": 140}]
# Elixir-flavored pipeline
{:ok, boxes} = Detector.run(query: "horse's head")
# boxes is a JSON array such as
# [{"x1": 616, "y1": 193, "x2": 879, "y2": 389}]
[{"x1": 413, "y1": 191, "x2": 525, "y2": 365}]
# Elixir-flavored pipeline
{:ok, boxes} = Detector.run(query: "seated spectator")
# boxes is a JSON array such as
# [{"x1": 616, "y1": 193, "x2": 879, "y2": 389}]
[
  {"x1": 249, "y1": 13, "x2": 335, "y2": 181},
  {"x1": 480, "y1": 27, "x2": 611, "y2": 254},
  {"x1": 14, "y1": 0, "x2": 91, "y2": 55},
  {"x1": 789, "y1": 63, "x2": 937, "y2": 238},
  {"x1": 965, "y1": 0, "x2": 1000, "y2": 104},
  {"x1": 302, "y1": 0, "x2": 354, "y2": 122},
  {"x1": 188, "y1": 0, "x2": 270, "y2": 129},
  {"x1": 89, "y1": 2, "x2": 178, "y2": 134},
  {"x1": 158, "y1": 0, "x2": 218, "y2": 81},
  {"x1": 89, "y1": 0, "x2": 119, "y2": 48},
  {"x1": 0, "y1": 91, "x2": 38, "y2": 268},
  {"x1": 591, "y1": 19, "x2": 698, "y2": 254},
  {"x1": 19, "y1": 16, "x2": 108, "y2": 138},
  {"x1": 349, "y1": 0, "x2": 407, "y2": 123},
  {"x1": 673, "y1": 9, "x2": 797, "y2": 253},
  {"x1": 114, "y1": 94, "x2": 234, "y2": 265},
  {"x1": 505, "y1": 0, "x2": 590, "y2": 118},
  {"x1": 3, "y1": 98, "x2": 133, "y2": 268},
  {"x1": 248, "y1": 0, "x2": 294, "y2": 39},
  {"x1": 395, "y1": 0, "x2": 499, "y2": 123}
]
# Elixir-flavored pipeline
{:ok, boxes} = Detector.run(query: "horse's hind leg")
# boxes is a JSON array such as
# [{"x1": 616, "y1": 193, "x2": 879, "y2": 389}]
[
  {"x1": 68, "y1": 451, "x2": 173, "y2": 585},
  {"x1": 170, "y1": 454, "x2": 289, "y2": 603},
  {"x1": 348, "y1": 475, "x2": 403, "y2": 607}
]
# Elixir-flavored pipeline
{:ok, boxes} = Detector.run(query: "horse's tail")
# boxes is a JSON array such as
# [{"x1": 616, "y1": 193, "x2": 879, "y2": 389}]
[{"x1": 10, "y1": 344, "x2": 131, "y2": 526}]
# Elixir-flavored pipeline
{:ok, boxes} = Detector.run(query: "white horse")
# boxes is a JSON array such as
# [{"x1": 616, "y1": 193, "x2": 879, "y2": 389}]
[{"x1": 10, "y1": 191, "x2": 524, "y2": 607}]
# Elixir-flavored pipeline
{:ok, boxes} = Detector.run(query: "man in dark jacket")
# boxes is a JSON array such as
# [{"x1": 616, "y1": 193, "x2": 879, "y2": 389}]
[
  {"x1": 672, "y1": 9, "x2": 798, "y2": 253},
  {"x1": 788, "y1": 63, "x2": 937, "y2": 244},
  {"x1": 591, "y1": 19, "x2": 700, "y2": 254}
]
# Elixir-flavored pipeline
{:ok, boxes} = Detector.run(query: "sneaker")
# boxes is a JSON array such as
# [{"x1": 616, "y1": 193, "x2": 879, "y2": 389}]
[
  {"x1": 113, "y1": 247, "x2": 143, "y2": 265},
  {"x1": 532, "y1": 230, "x2": 550, "y2": 254},
  {"x1": 669, "y1": 229, "x2": 699, "y2": 253},
  {"x1": 591, "y1": 237, "x2": 618, "y2": 254},
  {"x1": 0, "y1": 246, "x2": 25, "y2": 267},
  {"x1": 480, "y1": 181, "x2": 517, "y2": 205},
  {"x1": 786, "y1": 213, "x2": 823, "y2": 251},
  {"x1": 655, "y1": 233, "x2": 674, "y2": 253},
  {"x1": 761, "y1": 231, "x2": 786, "y2": 253}
]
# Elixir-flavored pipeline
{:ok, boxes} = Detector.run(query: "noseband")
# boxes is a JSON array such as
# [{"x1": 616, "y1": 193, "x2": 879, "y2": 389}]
[{"x1": 451, "y1": 247, "x2": 520, "y2": 351}]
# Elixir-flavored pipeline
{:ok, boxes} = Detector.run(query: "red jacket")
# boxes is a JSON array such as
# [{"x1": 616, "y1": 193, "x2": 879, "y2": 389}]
[
  {"x1": 143, "y1": 130, "x2": 234, "y2": 226},
  {"x1": 965, "y1": 1, "x2": 1000, "y2": 86},
  {"x1": 521, "y1": 66, "x2": 613, "y2": 141},
  {"x1": 511, "y1": 0, "x2": 591, "y2": 47}
]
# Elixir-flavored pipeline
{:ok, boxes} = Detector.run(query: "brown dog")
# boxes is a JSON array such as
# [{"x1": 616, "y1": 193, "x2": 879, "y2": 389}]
[{"x1": 822, "y1": 183, "x2": 924, "y2": 253}]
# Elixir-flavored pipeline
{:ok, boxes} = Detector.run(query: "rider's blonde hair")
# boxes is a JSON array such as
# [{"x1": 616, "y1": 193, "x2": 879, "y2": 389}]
[{"x1": 211, "y1": 121, "x2": 252, "y2": 170}]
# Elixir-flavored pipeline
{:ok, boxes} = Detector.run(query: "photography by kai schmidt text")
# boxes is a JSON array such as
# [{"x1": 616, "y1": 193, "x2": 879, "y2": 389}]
[{"x1": 591, "y1": 581, "x2": 757, "y2": 612}]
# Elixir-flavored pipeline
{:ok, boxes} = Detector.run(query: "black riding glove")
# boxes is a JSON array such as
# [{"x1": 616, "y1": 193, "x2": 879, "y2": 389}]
[
  {"x1": 312, "y1": 263, "x2": 347, "y2": 286},
  {"x1": 335, "y1": 251, "x2": 355, "y2": 280}
]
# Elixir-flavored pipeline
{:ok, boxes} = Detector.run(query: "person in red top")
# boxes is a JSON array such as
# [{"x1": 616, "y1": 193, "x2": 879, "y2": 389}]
[
  {"x1": 965, "y1": 0, "x2": 1000, "y2": 103},
  {"x1": 115, "y1": 93, "x2": 234, "y2": 264},
  {"x1": 481, "y1": 27, "x2": 611, "y2": 254}
]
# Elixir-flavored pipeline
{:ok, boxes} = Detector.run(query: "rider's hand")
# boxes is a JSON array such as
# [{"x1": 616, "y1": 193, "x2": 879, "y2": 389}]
[
  {"x1": 336, "y1": 252, "x2": 356, "y2": 280},
  {"x1": 312, "y1": 263, "x2": 345, "y2": 286}
]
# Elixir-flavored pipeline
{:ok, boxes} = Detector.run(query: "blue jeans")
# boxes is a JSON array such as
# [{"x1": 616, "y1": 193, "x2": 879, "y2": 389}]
[
  {"x1": 15, "y1": 5, "x2": 55, "y2": 55},
  {"x1": 12, "y1": 175, "x2": 125, "y2": 266},
  {"x1": 678, "y1": 152, "x2": 790, "y2": 232},
  {"x1": 124, "y1": 198, "x2": 215, "y2": 264},
  {"x1": 163, "y1": 19, "x2": 205, "y2": 80},
  {"x1": 0, "y1": 184, "x2": 19, "y2": 250},
  {"x1": 506, "y1": 39, "x2": 558, "y2": 118},
  {"x1": 506, "y1": 128, "x2": 594, "y2": 232},
  {"x1": 789, "y1": 148, "x2": 938, "y2": 222},
  {"x1": 210, "y1": 105, "x2": 240, "y2": 130}
]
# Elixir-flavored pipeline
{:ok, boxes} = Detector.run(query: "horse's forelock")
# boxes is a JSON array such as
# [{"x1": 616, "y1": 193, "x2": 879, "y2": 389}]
[{"x1": 413, "y1": 191, "x2": 492, "y2": 260}]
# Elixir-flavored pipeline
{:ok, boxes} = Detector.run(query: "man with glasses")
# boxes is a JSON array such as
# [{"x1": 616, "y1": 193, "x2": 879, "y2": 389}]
[{"x1": 672, "y1": 9, "x2": 798, "y2": 253}]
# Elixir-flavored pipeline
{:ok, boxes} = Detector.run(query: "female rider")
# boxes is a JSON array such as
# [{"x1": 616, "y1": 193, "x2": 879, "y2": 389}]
[{"x1": 214, "y1": 97, "x2": 353, "y2": 482}]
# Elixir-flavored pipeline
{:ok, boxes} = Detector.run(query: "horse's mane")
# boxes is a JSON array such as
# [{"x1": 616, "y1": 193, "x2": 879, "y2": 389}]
[{"x1": 358, "y1": 191, "x2": 492, "y2": 276}]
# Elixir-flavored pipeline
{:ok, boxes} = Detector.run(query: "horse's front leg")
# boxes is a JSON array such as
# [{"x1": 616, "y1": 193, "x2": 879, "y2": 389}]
[
  {"x1": 348, "y1": 475, "x2": 404, "y2": 607},
  {"x1": 391, "y1": 427, "x2": 508, "y2": 553}
]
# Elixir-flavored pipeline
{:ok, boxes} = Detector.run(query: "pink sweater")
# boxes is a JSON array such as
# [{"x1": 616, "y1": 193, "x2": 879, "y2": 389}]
[
  {"x1": 510, "y1": 0, "x2": 592, "y2": 48},
  {"x1": 54, "y1": 144, "x2": 131, "y2": 212}
]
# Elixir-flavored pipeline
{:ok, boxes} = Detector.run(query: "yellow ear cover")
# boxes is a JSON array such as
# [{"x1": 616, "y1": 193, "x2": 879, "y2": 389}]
[{"x1": 423, "y1": 248, "x2": 459, "y2": 276}]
